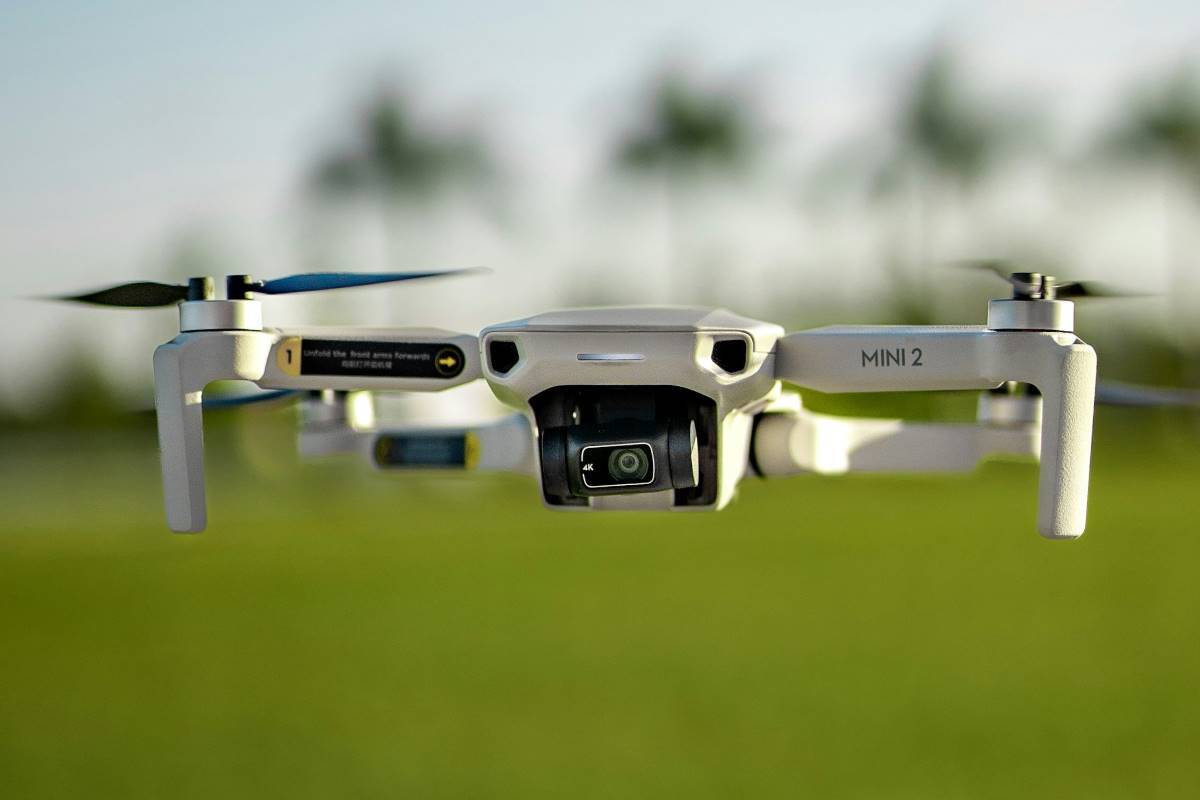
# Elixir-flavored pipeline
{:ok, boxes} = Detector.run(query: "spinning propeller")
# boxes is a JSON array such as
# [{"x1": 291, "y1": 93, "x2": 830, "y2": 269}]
[
  {"x1": 963, "y1": 258, "x2": 1196, "y2": 409},
  {"x1": 201, "y1": 389, "x2": 303, "y2": 409},
  {"x1": 58, "y1": 268, "x2": 485, "y2": 307},
  {"x1": 58, "y1": 267, "x2": 487, "y2": 411},
  {"x1": 1094, "y1": 382, "x2": 1200, "y2": 408},
  {"x1": 960, "y1": 258, "x2": 1142, "y2": 300}
]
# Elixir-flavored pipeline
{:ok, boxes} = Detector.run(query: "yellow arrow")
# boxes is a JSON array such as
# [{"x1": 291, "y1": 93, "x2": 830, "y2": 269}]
[{"x1": 437, "y1": 355, "x2": 457, "y2": 367}]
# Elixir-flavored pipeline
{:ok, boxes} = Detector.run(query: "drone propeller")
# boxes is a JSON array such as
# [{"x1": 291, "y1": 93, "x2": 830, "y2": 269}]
[
  {"x1": 60, "y1": 280, "x2": 202, "y2": 307},
  {"x1": 200, "y1": 389, "x2": 303, "y2": 410},
  {"x1": 991, "y1": 379, "x2": 1198, "y2": 409},
  {"x1": 56, "y1": 268, "x2": 485, "y2": 308},
  {"x1": 959, "y1": 258, "x2": 1142, "y2": 300},
  {"x1": 226, "y1": 268, "x2": 486, "y2": 299},
  {"x1": 133, "y1": 388, "x2": 304, "y2": 419},
  {"x1": 1095, "y1": 381, "x2": 1200, "y2": 409}
]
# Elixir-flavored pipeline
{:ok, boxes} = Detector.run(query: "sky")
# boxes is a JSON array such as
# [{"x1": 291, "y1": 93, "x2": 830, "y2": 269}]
[{"x1": 1, "y1": 1, "x2": 1199, "y2": 408}]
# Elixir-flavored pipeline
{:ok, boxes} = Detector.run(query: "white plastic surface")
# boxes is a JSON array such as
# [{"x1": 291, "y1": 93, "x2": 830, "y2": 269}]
[
  {"x1": 179, "y1": 300, "x2": 263, "y2": 332},
  {"x1": 480, "y1": 309, "x2": 785, "y2": 511},
  {"x1": 753, "y1": 402, "x2": 1039, "y2": 476},
  {"x1": 775, "y1": 326, "x2": 1096, "y2": 538},
  {"x1": 153, "y1": 326, "x2": 479, "y2": 533},
  {"x1": 987, "y1": 299, "x2": 1074, "y2": 332},
  {"x1": 153, "y1": 331, "x2": 273, "y2": 532},
  {"x1": 150, "y1": 307, "x2": 1097, "y2": 538}
]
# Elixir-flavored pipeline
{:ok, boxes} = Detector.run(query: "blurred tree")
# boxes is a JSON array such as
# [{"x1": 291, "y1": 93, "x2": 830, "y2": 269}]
[
  {"x1": 1101, "y1": 64, "x2": 1200, "y2": 337},
  {"x1": 899, "y1": 48, "x2": 1008, "y2": 188},
  {"x1": 876, "y1": 46, "x2": 1034, "y2": 323},
  {"x1": 308, "y1": 84, "x2": 494, "y2": 267},
  {"x1": 615, "y1": 71, "x2": 754, "y2": 173},
  {"x1": 159, "y1": 227, "x2": 237, "y2": 284},
  {"x1": 9, "y1": 342, "x2": 135, "y2": 430},
  {"x1": 1105, "y1": 65, "x2": 1200, "y2": 187},
  {"x1": 611, "y1": 67, "x2": 761, "y2": 294}
]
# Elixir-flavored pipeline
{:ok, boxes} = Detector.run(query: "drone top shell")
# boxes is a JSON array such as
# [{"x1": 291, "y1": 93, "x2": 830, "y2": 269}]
[
  {"x1": 480, "y1": 306, "x2": 784, "y2": 403},
  {"x1": 484, "y1": 306, "x2": 784, "y2": 341}
]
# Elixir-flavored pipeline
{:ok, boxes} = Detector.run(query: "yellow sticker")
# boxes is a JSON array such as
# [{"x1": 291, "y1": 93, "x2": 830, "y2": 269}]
[
  {"x1": 374, "y1": 437, "x2": 392, "y2": 466},
  {"x1": 277, "y1": 337, "x2": 301, "y2": 376},
  {"x1": 464, "y1": 431, "x2": 481, "y2": 470}
]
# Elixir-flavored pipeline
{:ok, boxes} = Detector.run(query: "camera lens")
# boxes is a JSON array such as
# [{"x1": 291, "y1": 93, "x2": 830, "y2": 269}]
[{"x1": 608, "y1": 447, "x2": 650, "y2": 482}]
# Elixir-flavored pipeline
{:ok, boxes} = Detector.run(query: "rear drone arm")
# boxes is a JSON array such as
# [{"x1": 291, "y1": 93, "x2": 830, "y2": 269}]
[
  {"x1": 753, "y1": 397, "x2": 1038, "y2": 476},
  {"x1": 293, "y1": 395, "x2": 534, "y2": 476},
  {"x1": 774, "y1": 326, "x2": 1096, "y2": 539},
  {"x1": 154, "y1": 322, "x2": 480, "y2": 532},
  {"x1": 368, "y1": 414, "x2": 534, "y2": 474}
]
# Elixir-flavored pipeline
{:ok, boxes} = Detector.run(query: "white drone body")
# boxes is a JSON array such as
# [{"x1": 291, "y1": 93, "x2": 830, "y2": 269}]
[
  {"x1": 480, "y1": 308, "x2": 783, "y2": 512},
  {"x1": 150, "y1": 285, "x2": 1095, "y2": 540}
]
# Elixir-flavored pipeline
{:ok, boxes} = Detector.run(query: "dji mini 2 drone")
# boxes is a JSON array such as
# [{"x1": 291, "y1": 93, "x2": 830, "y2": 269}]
[{"x1": 62, "y1": 269, "x2": 1099, "y2": 539}]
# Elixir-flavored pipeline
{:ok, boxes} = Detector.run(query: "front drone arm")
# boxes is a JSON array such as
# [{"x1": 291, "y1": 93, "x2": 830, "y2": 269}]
[
  {"x1": 256, "y1": 327, "x2": 479, "y2": 392},
  {"x1": 154, "y1": 331, "x2": 275, "y2": 533},
  {"x1": 154, "y1": 326, "x2": 481, "y2": 533},
  {"x1": 775, "y1": 326, "x2": 1096, "y2": 539}
]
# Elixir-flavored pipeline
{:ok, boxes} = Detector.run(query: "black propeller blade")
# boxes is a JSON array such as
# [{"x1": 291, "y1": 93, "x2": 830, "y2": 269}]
[
  {"x1": 1051, "y1": 281, "x2": 1133, "y2": 300},
  {"x1": 992, "y1": 379, "x2": 1198, "y2": 409},
  {"x1": 59, "y1": 281, "x2": 193, "y2": 308}
]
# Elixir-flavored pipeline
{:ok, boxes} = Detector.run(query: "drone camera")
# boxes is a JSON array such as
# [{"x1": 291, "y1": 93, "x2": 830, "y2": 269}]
[
  {"x1": 541, "y1": 418, "x2": 699, "y2": 500},
  {"x1": 533, "y1": 386, "x2": 714, "y2": 507}
]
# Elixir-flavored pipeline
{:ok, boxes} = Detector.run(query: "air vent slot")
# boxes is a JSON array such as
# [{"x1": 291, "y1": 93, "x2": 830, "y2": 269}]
[
  {"x1": 488, "y1": 339, "x2": 520, "y2": 375},
  {"x1": 711, "y1": 339, "x2": 748, "y2": 373}
]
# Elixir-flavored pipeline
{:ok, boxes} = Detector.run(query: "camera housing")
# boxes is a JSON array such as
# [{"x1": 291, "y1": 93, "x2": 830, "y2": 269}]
[
  {"x1": 534, "y1": 386, "x2": 708, "y2": 506},
  {"x1": 480, "y1": 307, "x2": 784, "y2": 510}
]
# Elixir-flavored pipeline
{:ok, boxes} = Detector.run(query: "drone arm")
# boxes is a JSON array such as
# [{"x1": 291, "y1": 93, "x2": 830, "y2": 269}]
[
  {"x1": 153, "y1": 332, "x2": 273, "y2": 533},
  {"x1": 291, "y1": 395, "x2": 534, "y2": 475},
  {"x1": 994, "y1": 333, "x2": 1096, "y2": 540},
  {"x1": 153, "y1": 326, "x2": 481, "y2": 533},
  {"x1": 775, "y1": 326, "x2": 995, "y2": 393},
  {"x1": 753, "y1": 406, "x2": 1038, "y2": 476},
  {"x1": 776, "y1": 327, "x2": 1096, "y2": 538},
  {"x1": 256, "y1": 328, "x2": 480, "y2": 393},
  {"x1": 368, "y1": 414, "x2": 534, "y2": 474}
]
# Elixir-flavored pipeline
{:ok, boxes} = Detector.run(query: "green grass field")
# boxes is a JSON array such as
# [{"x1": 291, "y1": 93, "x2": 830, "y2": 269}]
[{"x1": 1, "y1": 408, "x2": 1198, "y2": 798}]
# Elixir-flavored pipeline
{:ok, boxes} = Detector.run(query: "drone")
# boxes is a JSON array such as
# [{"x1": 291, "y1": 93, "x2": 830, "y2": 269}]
[{"x1": 55, "y1": 265, "x2": 1193, "y2": 539}]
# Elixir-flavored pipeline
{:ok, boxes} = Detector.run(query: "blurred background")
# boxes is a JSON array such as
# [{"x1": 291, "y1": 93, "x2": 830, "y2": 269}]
[{"x1": 3, "y1": 2, "x2": 1200, "y2": 797}]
